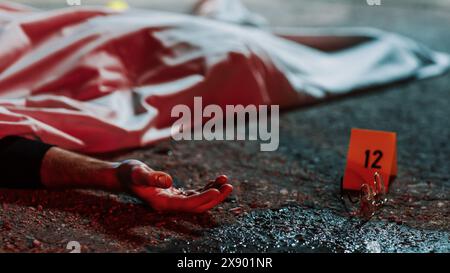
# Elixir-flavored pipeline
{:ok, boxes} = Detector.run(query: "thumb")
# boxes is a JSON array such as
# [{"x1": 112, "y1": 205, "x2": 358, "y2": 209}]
[{"x1": 132, "y1": 166, "x2": 173, "y2": 188}]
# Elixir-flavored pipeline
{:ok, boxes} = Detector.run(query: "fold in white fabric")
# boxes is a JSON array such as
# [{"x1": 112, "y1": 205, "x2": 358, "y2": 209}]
[{"x1": 0, "y1": 0, "x2": 448, "y2": 153}]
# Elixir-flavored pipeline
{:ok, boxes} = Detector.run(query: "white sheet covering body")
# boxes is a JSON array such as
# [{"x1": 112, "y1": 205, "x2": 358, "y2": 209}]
[{"x1": 0, "y1": 0, "x2": 448, "y2": 153}]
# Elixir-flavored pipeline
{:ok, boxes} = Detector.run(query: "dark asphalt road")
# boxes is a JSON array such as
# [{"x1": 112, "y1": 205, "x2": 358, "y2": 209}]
[{"x1": 0, "y1": 0, "x2": 449, "y2": 252}]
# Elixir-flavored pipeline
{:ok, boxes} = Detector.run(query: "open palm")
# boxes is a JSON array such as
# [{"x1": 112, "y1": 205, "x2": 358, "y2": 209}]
[{"x1": 118, "y1": 160, "x2": 233, "y2": 213}]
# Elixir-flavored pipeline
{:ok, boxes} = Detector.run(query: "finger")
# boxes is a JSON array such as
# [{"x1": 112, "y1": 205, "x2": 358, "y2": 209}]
[
  {"x1": 148, "y1": 171, "x2": 173, "y2": 188},
  {"x1": 171, "y1": 188, "x2": 221, "y2": 212},
  {"x1": 133, "y1": 184, "x2": 220, "y2": 212},
  {"x1": 193, "y1": 184, "x2": 233, "y2": 213},
  {"x1": 132, "y1": 166, "x2": 173, "y2": 188},
  {"x1": 202, "y1": 175, "x2": 229, "y2": 191},
  {"x1": 211, "y1": 175, "x2": 228, "y2": 189},
  {"x1": 194, "y1": 184, "x2": 233, "y2": 213},
  {"x1": 215, "y1": 175, "x2": 228, "y2": 185},
  {"x1": 185, "y1": 190, "x2": 199, "y2": 196}
]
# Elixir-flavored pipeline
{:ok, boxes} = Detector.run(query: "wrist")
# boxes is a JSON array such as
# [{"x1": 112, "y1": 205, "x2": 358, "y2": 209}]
[{"x1": 96, "y1": 161, "x2": 123, "y2": 192}]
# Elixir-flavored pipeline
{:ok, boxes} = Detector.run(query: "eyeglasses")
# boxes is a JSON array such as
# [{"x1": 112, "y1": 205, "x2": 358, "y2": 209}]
[{"x1": 340, "y1": 171, "x2": 388, "y2": 220}]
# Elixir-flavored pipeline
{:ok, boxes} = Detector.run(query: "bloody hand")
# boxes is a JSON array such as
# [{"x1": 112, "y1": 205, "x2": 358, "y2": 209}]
[{"x1": 117, "y1": 160, "x2": 233, "y2": 213}]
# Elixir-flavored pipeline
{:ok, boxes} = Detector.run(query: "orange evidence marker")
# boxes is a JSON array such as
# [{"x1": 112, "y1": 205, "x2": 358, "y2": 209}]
[{"x1": 343, "y1": 128, "x2": 397, "y2": 191}]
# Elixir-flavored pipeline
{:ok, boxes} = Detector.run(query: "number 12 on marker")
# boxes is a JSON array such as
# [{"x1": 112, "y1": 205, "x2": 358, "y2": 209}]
[
  {"x1": 343, "y1": 129, "x2": 397, "y2": 191},
  {"x1": 364, "y1": 149, "x2": 383, "y2": 169}
]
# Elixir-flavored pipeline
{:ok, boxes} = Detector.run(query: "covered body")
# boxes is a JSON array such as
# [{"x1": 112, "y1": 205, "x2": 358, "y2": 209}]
[{"x1": 0, "y1": 2, "x2": 448, "y2": 152}]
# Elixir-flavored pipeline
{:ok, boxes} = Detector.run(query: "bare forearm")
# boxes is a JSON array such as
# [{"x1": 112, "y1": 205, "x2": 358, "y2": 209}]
[
  {"x1": 0, "y1": 137, "x2": 232, "y2": 213},
  {"x1": 40, "y1": 147, "x2": 122, "y2": 191}
]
